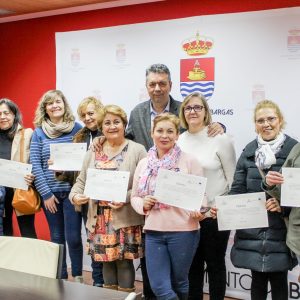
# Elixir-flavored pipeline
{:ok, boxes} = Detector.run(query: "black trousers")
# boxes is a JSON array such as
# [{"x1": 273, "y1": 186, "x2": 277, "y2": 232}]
[
  {"x1": 251, "y1": 270, "x2": 288, "y2": 300},
  {"x1": 188, "y1": 218, "x2": 230, "y2": 300},
  {"x1": 3, "y1": 187, "x2": 37, "y2": 238}
]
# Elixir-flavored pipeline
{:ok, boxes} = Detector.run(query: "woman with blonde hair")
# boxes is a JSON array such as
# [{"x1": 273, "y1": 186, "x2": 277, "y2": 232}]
[
  {"x1": 30, "y1": 90, "x2": 82, "y2": 280},
  {"x1": 177, "y1": 92, "x2": 236, "y2": 300},
  {"x1": 53, "y1": 96, "x2": 104, "y2": 286},
  {"x1": 226, "y1": 100, "x2": 297, "y2": 299},
  {"x1": 70, "y1": 104, "x2": 146, "y2": 292},
  {"x1": 131, "y1": 112, "x2": 204, "y2": 300}
]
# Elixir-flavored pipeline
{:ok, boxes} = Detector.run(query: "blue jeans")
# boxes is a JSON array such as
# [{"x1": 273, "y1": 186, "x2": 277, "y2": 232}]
[
  {"x1": 146, "y1": 230, "x2": 200, "y2": 300},
  {"x1": 42, "y1": 191, "x2": 83, "y2": 279}
]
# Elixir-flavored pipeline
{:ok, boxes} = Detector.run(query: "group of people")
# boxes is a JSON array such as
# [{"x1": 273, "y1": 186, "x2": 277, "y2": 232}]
[{"x1": 0, "y1": 63, "x2": 299, "y2": 300}]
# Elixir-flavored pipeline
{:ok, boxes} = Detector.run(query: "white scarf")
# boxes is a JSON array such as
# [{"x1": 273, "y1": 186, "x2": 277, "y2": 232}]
[{"x1": 255, "y1": 132, "x2": 286, "y2": 170}]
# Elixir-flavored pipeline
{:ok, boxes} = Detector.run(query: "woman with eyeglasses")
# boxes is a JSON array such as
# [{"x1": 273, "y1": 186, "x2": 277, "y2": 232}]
[
  {"x1": 219, "y1": 100, "x2": 297, "y2": 300},
  {"x1": 177, "y1": 92, "x2": 236, "y2": 300}
]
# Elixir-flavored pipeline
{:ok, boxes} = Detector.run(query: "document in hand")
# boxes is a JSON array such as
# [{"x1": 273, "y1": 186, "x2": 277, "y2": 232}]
[
  {"x1": 0, "y1": 158, "x2": 32, "y2": 190},
  {"x1": 84, "y1": 168, "x2": 130, "y2": 202},
  {"x1": 49, "y1": 143, "x2": 87, "y2": 171},
  {"x1": 281, "y1": 167, "x2": 300, "y2": 207},
  {"x1": 154, "y1": 169, "x2": 207, "y2": 211},
  {"x1": 215, "y1": 192, "x2": 268, "y2": 231}
]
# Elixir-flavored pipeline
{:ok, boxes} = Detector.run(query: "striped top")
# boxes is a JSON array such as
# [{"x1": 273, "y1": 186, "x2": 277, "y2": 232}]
[{"x1": 30, "y1": 123, "x2": 82, "y2": 201}]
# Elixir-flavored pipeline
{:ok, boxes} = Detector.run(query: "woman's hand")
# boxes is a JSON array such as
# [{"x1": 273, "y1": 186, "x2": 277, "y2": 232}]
[
  {"x1": 207, "y1": 122, "x2": 224, "y2": 137},
  {"x1": 72, "y1": 194, "x2": 89, "y2": 206},
  {"x1": 90, "y1": 136, "x2": 106, "y2": 152},
  {"x1": 143, "y1": 196, "x2": 157, "y2": 211},
  {"x1": 44, "y1": 195, "x2": 60, "y2": 213},
  {"x1": 48, "y1": 159, "x2": 63, "y2": 173},
  {"x1": 265, "y1": 171, "x2": 284, "y2": 187},
  {"x1": 24, "y1": 174, "x2": 35, "y2": 186},
  {"x1": 109, "y1": 202, "x2": 125, "y2": 209},
  {"x1": 266, "y1": 197, "x2": 281, "y2": 213},
  {"x1": 209, "y1": 207, "x2": 218, "y2": 219},
  {"x1": 190, "y1": 211, "x2": 206, "y2": 221}
]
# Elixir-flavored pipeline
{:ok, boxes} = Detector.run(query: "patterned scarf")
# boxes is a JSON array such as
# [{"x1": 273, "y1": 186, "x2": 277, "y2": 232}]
[
  {"x1": 42, "y1": 118, "x2": 75, "y2": 139},
  {"x1": 255, "y1": 132, "x2": 286, "y2": 170},
  {"x1": 137, "y1": 144, "x2": 181, "y2": 209}
]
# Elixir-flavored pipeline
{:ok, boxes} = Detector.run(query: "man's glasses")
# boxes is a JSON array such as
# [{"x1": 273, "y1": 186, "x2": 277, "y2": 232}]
[
  {"x1": 184, "y1": 105, "x2": 204, "y2": 113},
  {"x1": 255, "y1": 116, "x2": 277, "y2": 125}
]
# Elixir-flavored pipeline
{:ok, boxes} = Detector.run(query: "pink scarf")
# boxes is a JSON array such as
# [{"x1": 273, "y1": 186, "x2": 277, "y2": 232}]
[{"x1": 137, "y1": 144, "x2": 181, "y2": 209}]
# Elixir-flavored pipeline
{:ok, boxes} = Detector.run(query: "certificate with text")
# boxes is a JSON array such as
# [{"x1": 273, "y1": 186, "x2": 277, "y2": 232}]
[
  {"x1": 49, "y1": 143, "x2": 87, "y2": 171},
  {"x1": 281, "y1": 168, "x2": 300, "y2": 207},
  {"x1": 215, "y1": 192, "x2": 268, "y2": 231},
  {"x1": 84, "y1": 168, "x2": 130, "y2": 202},
  {"x1": 154, "y1": 169, "x2": 207, "y2": 211},
  {"x1": 0, "y1": 159, "x2": 32, "y2": 190}
]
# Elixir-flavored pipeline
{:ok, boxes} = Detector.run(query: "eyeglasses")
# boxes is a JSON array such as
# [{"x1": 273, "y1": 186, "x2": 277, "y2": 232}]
[
  {"x1": 184, "y1": 105, "x2": 204, "y2": 113},
  {"x1": 0, "y1": 111, "x2": 12, "y2": 117},
  {"x1": 255, "y1": 116, "x2": 278, "y2": 125}
]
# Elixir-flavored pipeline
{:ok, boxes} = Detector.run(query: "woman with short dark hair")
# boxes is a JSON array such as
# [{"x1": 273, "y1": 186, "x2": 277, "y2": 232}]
[{"x1": 0, "y1": 98, "x2": 36, "y2": 238}]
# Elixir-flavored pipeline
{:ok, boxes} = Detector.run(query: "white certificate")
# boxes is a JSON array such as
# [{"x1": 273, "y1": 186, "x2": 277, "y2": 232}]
[
  {"x1": 154, "y1": 169, "x2": 207, "y2": 211},
  {"x1": 84, "y1": 168, "x2": 130, "y2": 202},
  {"x1": 49, "y1": 143, "x2": 87, "y2": 171},
  {"x1": 0, "y1": 159, "x2": 32, "y2": 190},
  {"x1": 215, "y1": 192, "x2": 268, "y2": 231},
  {"x1": 281, "y1": 168, "x2": 300, "y2": 207}
]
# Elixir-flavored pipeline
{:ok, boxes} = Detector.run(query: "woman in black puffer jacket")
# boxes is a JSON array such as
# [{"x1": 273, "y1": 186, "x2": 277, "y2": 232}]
[{"x1": 230, "y1": 100, "x2": 297, "y2": 300}]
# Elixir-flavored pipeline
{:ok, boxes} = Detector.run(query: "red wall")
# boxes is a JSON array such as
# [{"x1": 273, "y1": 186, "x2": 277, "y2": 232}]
[
  {"x1": 1, "y1": 0, "x2": 300, "y2": 238},
  {"x1": 1, "y1": 0, "x2": 300, "y2": 128}
]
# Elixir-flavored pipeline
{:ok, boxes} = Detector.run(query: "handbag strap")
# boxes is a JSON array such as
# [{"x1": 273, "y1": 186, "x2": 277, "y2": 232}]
[{"x1": 19, "y1": 128, "x2": 25, "y2": 163}]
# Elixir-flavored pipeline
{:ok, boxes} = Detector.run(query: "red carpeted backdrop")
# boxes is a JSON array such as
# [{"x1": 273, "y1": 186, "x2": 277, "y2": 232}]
[{"x1": 0, "y1": 0, "x2": 299, "y2": 239}]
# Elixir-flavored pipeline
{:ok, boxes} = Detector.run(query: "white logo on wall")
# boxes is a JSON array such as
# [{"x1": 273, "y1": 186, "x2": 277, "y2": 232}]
[
  {"x1": 116, "y1": 43, "x2": 126, "y2": 64},
  {"x1": 288, "y1": 28, "x2": 300, "y2": 53},
  {"x1": 252, "y1": 84, "x2": 265, "y2": 104},
  {"x1": 71, "y1": 48, "x2": 80, "y2": 67}
]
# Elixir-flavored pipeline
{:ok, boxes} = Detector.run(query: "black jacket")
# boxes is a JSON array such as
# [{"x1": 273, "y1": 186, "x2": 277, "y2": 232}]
[{"x1": 230, "y1": 135, "x2": 298, "y2": 272}]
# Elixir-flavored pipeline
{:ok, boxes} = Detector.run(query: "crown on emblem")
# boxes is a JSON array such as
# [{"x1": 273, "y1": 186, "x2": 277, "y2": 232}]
[{"x1": 182, "y1": 32, "x2": 214, "y2": 56}]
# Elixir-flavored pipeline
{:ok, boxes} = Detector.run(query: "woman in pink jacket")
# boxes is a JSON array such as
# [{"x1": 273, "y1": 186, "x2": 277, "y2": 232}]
[{"x1": 131, "y1": 113, "x2": 205, "y2": 300}]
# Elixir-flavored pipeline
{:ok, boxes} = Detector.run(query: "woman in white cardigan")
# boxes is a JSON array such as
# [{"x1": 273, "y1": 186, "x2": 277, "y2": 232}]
[{"x1": 177, "y1": 92, "x2": 236, "y2": 300}]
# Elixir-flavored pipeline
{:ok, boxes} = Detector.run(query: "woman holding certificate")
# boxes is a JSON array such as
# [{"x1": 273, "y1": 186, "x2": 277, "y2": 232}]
[
  {"x1": 177, "y1": 92, "x2": 236, "y2": 300},
  {"x1": 131, "y1": 113, "x2": 204, "y2": 300},
  {"x1": 264, "y1": 143, "x2": 300, "y2": 277},
  {"x1": 30, "y1": 90, "x2": 83, "y2": 280},
  {"x1": 69, "y1": 104, "x2": 146, "y2": 292},
  {"x1": 54, "y1": 96, "x2": 104, "y2": 286},
  {"x1": 0, "y1": 98, "x2": 36, "y2": 238},
  {"x1": 228, "y1": 100, "x2": 297, "y2": 300}
]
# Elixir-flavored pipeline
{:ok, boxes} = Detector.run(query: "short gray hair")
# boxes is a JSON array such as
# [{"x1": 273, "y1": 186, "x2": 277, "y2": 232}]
[{"x1": 145, "y1": 64, "x2": 171, "y2": 82}]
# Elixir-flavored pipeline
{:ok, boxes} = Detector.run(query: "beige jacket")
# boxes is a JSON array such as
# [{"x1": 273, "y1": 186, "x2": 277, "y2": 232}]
[
  {"x1": 12, "y1": 124, "x2": 32, "y2": 163},
  {"x1": 12, "y1": 125, "x2": 33, "y2": 216},
  {"x1": 69, "y1": 139, "x2": 147, "y2": 231}
]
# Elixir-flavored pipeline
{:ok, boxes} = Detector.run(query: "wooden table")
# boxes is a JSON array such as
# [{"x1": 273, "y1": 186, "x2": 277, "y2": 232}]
[{"x1": 0, "y1": 268, "x2": 130, "y2": 300}]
